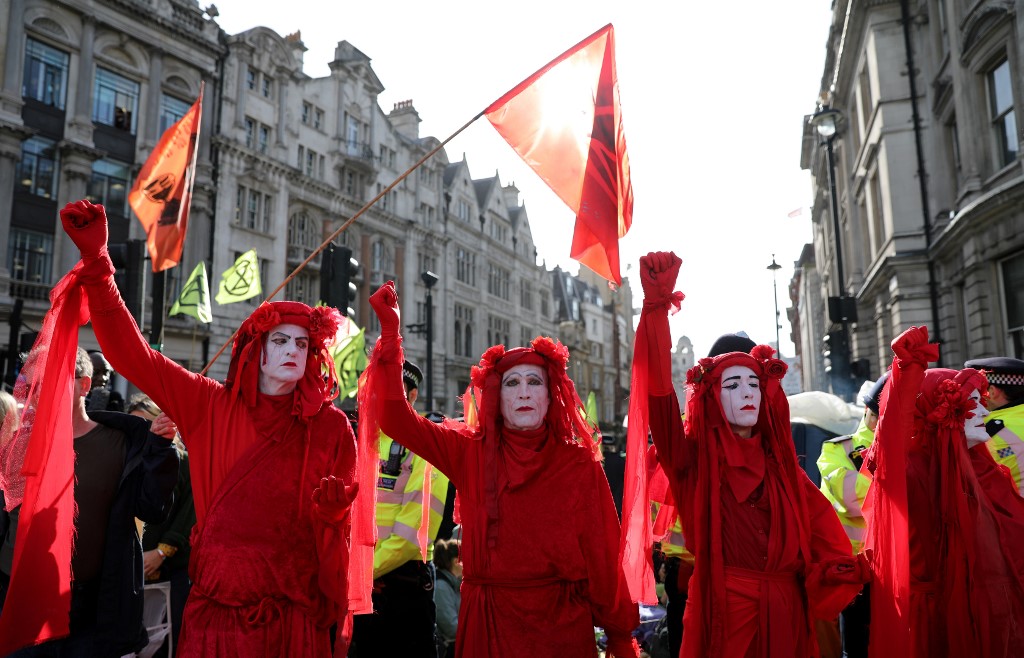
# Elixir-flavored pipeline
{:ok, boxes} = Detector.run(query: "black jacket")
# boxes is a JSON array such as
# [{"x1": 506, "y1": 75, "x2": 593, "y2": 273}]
[{"x1": 85, "y1": 411, "x2": 179, "y2": 654}]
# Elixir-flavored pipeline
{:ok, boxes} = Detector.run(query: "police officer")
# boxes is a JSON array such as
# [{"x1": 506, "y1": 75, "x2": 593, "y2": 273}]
[
  {"x1": 350, "y1": 361, "x2": 450, "y2": 657},
  {"x1": 964, "y1": 357, "x2": 1024, "y2": 495},
  {"x1": 816, "y1": 371, "x2": 888, "y2": 658}
]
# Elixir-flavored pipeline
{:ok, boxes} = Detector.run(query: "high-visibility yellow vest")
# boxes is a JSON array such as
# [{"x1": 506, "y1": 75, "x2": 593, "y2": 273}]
[
  {"x1": 651, "y1": 501, "x2": 695, "y2": 565},
  {"x1": 986, "y1": 404, "x2": 1024, "y2": 495},
  {"x1": 373, "y1": 433, "x2": 450, "y2": 579},
  {"x1": 817, "y1": 419, "x2": 874, "y2": 554}
]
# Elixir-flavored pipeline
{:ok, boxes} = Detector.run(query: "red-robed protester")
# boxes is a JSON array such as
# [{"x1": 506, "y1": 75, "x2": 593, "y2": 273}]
[
  {"x1": 638, "y1": 252, "x2": 867, "y2": 658},
  {"x1": 58, "y1": 200, "x2": 359, "y2": 657},
  {"x1": 867, "y1": 328, "x2": 1024, "y2": 658},
  {"x1": 360, "y1": 282, "x2": 639, "y2": 658}
]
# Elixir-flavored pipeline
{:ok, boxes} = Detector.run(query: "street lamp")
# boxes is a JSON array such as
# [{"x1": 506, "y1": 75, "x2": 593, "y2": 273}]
[
  {"x1": 810, "y1": 106, "x2": 856, "y2": 399},
  {"x1": 407, "y1": 271, "x2": 439, "y2": 410},
  {"x1": 767, "y1": 255, "x2": 782, "y2": 357}
]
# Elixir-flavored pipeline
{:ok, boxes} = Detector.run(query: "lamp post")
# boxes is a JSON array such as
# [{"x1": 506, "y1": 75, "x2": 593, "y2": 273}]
[
  {"x1": 408, "y1": 271, "x2": 439, "y2": 410},
  {"x1": 767, "y1": 255, "x2": 782, "y2": 357},
  {"x1": 810, "y1": 107, "x2": 855, "y2": 399}
]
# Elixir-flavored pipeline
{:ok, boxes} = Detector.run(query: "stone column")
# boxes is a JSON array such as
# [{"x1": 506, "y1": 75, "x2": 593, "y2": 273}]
[
  {"x1": 74, "y1": 17, "x2": 96, "y2": 119},
  {"x1": 2, "y1": 0, "x2": 26, "y2": 96},
  {"x1": 234, "y1": 59, "x2": 247, "y2": 128},
  {"x1": 54, "y1": 143, "x2": 99, "y2": 274},
  {"x1": 146, "y1": 47, "x2": 164, "y2": 144},
  {"x1": 0, "y1": 125, "x2": 31, "y2": 289},
  {"x1": 276, "y1": 76, "x2": 288, "y2": 146}
]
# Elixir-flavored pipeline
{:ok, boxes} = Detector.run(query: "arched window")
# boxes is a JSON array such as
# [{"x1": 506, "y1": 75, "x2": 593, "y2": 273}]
[
  {"x1": 287, "y1": 211, "x2": 320, "y2": 250},
  {"x1": 465, "y1": 325, "x2": 473, "y2": 357},
  {"x1": 454, "y1": 320, "x2": 461, "y2": 354}
]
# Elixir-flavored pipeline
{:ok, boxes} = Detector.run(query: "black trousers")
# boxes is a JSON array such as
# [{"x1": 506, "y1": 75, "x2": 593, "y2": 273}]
[
  {"x1": 350, "y1": 561, "x2": 437, "y2": 658},
  {"x1": 663, "y1": 557, "x2": 688, "y2": 658},
  {"x1": 840, "y1": 582, "x2": 870, "y2": 658}
]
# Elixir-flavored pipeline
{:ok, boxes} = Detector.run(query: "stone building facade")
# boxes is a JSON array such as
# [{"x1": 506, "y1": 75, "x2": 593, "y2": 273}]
[{"x1": 799, "y1": 0, "x2": 1024, "y2": 387}]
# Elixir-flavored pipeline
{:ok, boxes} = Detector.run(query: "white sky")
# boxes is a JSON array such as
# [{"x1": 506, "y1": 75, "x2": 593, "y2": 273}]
[{"x1": 212, "y1": 0, "x2": 833, "y2": 358}]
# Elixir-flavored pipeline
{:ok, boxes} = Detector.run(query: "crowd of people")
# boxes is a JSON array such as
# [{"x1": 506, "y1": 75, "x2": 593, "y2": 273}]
[{"x1": 0, "y1": 203, "x2": 1023, "y2": 658}]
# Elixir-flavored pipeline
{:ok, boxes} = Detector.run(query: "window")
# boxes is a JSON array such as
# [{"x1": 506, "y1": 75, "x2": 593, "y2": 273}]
[
  {"x1": 520, "y1": 280, "x2": 534, "y2": 311},
  {"x1": 306, "y1": 148, "x2": 317, "y2": 177},
  {"x1": 246, "y1": 68, "x2": 257, "y2": 91},
  {"x1": 261, "y1": 76, "x2": 272, "y2": 98},
  {"x1": 346, "y1": 116, "x2": 361, "y2": 154},
  {"x1": 456, "y1": 200, "x2": 471, "y2": 222},
  {"x1": 314, "y1": 109, "x2": 324, "y2": 130},
  {"x1": 487, "y1": 263, "x2": 510, "y2": 300},
  {"x1": 16, "y1": 137, "x2": 58, "y2": 198},
  {"x1": 489, "y1": 220, "x2": 508, "y2": 243},
  {"x1": 455, "y1": 304, "x2": 475, "y2": 356},
  {"x1": 541, "y1": 294, "x2": 550, "y2": 319},
  {"x1": 244, "y1": 117, "x2": 256, "y2": 149},
  {"x1": 488, "y1": 315, "x2": 510, "y2": 347},
  {"x1": 520, "y1": 326, "x2": 533, "y2": 347},
  {"x1": 456, "y1": 248, "x2": 476, "y2": 285},
  {"x1": 22, "y1": 38, "x2": 68, "y2": 109},
  {"x1": 284, "y1": 271, "x2": 319, "y2": 306},
  {"x1": 234, "y1": 185, "x2": 273, "y2": 233},
  {"x1": 93, "y1": 67, "x2": 139, "y2": 133},
  {"x1": 87, "y1": 160, "x2": 130, "y2": 216},
  {"x1": 420, "y1": 203, "x2": 435, "y2": 226},
  {"x1": 7, "y1": 229, "x2": 54, "y2": 284},
  {"x1": 297, "y1": 145, "x2": 304, "y2": 167},
  {"x1": 287, "y1": 211, "x2": 319, "y2": 250},
  {"x1": 258, "y1": 124, "x2": 270, "y2": 154},
  {"x1": 1002, "y1": 253, "x2": 1024, "y2": 358},
  {"x1": 159, "y1": 94, "x2": 191, "y2": 134},
  {"x1": 302, "y1": 102, "x2": 312, "y2": 125},
  {"x1": 989, "y1": 59, "x2": 1018, "y2": 168}
]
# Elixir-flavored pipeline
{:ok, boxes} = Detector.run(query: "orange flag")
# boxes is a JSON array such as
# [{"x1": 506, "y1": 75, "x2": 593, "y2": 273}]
[
  {"x1": 485, "y1": 24, "x2": 632, "y2": 285},
  {"x1": 129, "y1": 85, "x2": 203, "y2": 272}
]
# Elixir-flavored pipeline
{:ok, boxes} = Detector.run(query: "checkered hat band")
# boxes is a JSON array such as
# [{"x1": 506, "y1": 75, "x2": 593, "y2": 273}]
[{"x1": 987, "y1": 373, "x2": 1024, "y2": 386}]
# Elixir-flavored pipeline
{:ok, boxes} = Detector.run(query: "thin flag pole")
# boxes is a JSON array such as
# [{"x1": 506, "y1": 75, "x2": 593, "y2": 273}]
[{"x1": 199, "y1": 109, "x2": 485, "y2": 376}]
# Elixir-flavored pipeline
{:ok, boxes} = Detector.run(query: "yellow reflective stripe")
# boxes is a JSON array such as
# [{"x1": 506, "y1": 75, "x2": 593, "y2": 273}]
[
  {"x1": 987, "y1": 425, "x2": 1024, "y2": 495},
  {"x1": 390, "y1": 520, "x2": 420, "y2": 546}
]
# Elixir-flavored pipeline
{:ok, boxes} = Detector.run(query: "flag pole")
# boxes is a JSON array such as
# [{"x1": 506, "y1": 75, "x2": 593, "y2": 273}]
[
  {"x1": 188, "y1": 320, "x2": 198, "y2": 371},
  {"x1": 199, "y1": 109, "x2": 485, "y2": 376}
]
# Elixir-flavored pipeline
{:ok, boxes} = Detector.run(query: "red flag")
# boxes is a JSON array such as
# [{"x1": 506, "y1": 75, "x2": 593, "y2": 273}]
[
  {"x1": 485, "y1": 24, "x2": 632, "y2": 285},
  {"x1": 0, "y1": 265, "x2": 88, "y2": 654},
  {"x1": 129, "y1": 85, "x2": 203, "y2": 272}
]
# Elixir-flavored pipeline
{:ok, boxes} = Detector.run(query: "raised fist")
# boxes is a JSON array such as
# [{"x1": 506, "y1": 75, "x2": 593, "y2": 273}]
[
  {"x1": 369, "y1": 281, "x2": 401, "y2": 337},
  {"x1": 59, "y1": 199, "x2": 110, "y2": 259},
  {"x1": 312, "y1": 476, "x2": 359, "y2": 523},
  {"x1": 891, "y1": 326, "x2": 939, "y2": 367},
  {"x1": 639, "y1": 251, "x2": 682, "y2": 301}
]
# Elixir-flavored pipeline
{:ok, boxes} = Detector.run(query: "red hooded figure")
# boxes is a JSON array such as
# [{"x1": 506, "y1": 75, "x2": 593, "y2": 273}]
[
  {"x1": 360, "y1": 281, "x2": 640, "y2": 658},
  {"x1": 56, "y1": 200, "x2": 359, "y2": 657},
  {"x1": 638, "y1": 251, "x2": 866, "y2": 658}
]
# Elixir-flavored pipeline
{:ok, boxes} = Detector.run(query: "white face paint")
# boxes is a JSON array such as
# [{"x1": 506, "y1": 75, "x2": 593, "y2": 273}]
[
  {"x1": 500, "y1": 364, "x2": 550, "y2": 431},
  {"x1": 259, "y1": 323, "x2": 309, "y2": 395},
  {"x1": 964, "y1": 389, "x2": 991, "y2": 448},
  {"x1": 719, "y1": 365, "x2": 761, "y2": 436}
]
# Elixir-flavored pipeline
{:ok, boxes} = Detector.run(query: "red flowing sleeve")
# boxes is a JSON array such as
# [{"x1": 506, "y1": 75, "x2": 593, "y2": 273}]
[
  {"x1": 580, "y1": 460, "x2": 640, "y2": 658},
  {"x1": 314, "y1": 411, "x2": 358, "y2": 618},
  {"x1": 77, "y1": 255, "x2": 217, "y2": 445}
]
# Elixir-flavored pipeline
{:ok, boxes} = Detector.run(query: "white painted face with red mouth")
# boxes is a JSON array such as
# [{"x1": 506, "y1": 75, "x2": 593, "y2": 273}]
[
  {"x1": 964, "y1": 389, "x2": 991, "y2": 448},
  {"x1": 719, "y1": 365, "x2": 761, "y2": 436},
  {"x1": 500, "y1": 364, "x2": 550, "y2": 432},
  {"x1": 259, "y1": 323, "x2": 309, "y2": 395}
]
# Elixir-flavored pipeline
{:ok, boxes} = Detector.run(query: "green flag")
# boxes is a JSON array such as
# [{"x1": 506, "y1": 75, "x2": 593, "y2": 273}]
[
  {"x1": 168, "y1": 262, "x2": 212, "y2": 323},
  {"x1": 330, "y1": 324, "x2": 367, "y2": 399},
  {"x1": 584, "y1": 390, "x2": 599, "y2": 428},
  {"x1": 216, "y1": 249, "x2": 261, "y2": 304}
]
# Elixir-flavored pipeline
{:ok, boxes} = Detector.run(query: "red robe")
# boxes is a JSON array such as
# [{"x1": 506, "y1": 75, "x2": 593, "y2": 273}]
[
  {"x1": 79, "y1": 261, "x2": 355, "y2": 657},
  {"x1": 377, "y1": 394, "x2": 639, "y2": 657},
  {"x1": 649, "y1": 394, "x2": 860, "y2": 658}
]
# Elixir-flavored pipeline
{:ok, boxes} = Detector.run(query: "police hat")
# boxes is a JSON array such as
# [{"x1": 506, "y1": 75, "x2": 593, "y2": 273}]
[
  {"x1": 863, "y1": 371, "x2": 891, "y2": 414},
  {"x1": 403, "y1": 360, "x2": 423, "y2": 391},
  {"x1": 707, "y1": 332, "x2": 757, "y2": 358},
  {"x1": 964, "y1": 357, "x2": 1024, "y2": 387}
]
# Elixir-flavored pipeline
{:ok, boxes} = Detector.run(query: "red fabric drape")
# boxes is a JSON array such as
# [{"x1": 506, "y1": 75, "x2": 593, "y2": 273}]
[
  {"x1": 485, "y1": 24, "x2": 632, "y2": 285},
  {"x1": 0, "y1": 264, "x2": 89, "y2": 655}
]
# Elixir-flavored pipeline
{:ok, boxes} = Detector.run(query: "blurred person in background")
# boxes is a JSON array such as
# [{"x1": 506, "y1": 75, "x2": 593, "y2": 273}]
[{"x1": 433, "y1": 538, "x2": 462, "y2": 658}]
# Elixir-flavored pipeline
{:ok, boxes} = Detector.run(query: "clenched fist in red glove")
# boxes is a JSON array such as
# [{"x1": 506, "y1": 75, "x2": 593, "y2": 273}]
[
  {"x1": 369, "y1": 281, "x2": 401, "y2": 338},
  {"x1": 59, "y1": 199, "x2": 110, "y2": 259},
  {"x1": 312, "y1": 476, "x2": 359, "y2": 524},
  {"x1": 640, "y1": 251, "x2": 682, "y2": 303},
  {"x1": 891, "y1": 326, "x2": 939, "y2": 367}
]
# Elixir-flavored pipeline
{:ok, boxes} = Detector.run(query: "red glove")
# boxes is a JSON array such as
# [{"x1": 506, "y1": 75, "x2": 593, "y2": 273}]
[
  {"x1": 312, "y1": 476, "x2": 359, "y2": 523},
  {"x1": 369, "y1": 281, "x2": 401, "y2": 338},
  {"x1": 891, "y1": 326, "x2": 939, "y2": 367},
  {"x1": 639, "y1": 251, "x2": 682, "y2": 302},
  {"x1": 59, "y1": 199, "x2": 110, "y2": 259}
]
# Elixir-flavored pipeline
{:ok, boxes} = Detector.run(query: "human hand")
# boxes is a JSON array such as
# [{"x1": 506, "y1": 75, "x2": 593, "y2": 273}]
[
  {"x1": 150, "y1": 413, "x2": 177, "y2": 441},
  {"x1": 312, "y1": 476, "x2": 359, "y2": 523},
  {"x1": 59, "y1": 199, "x2": 110, "y2": 259},
  {"x1": 142, "y1": 549, "x2": 164, "y2": 576},
  {"x1": 369, "y1": 281, "x2": 401, "y2": 337},
  {"x1": 891, "y1": 326, "x2": 938, "y2": 367},
  {"x1": 639, "y1": 252, "x2": 682, "y2": 302}
]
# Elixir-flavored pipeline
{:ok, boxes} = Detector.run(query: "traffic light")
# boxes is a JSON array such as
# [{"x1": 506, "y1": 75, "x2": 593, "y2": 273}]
[
  {"x1": 822, "y1": 329, "x2": 848, "y2": 375},
  {"x1": 109, "y1": 239, "x2": 146, "y2": 327},
  {"x1": 320, "y1": 243, "x2": 359, "y2": 317}
]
